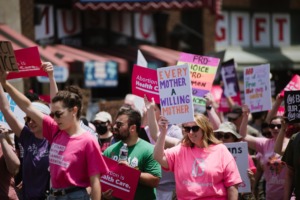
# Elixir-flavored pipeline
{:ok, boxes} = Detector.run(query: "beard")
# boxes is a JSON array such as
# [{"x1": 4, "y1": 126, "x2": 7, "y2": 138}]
[{"x1": 113, "y1": 128, "x2": 130, "y2": 141}]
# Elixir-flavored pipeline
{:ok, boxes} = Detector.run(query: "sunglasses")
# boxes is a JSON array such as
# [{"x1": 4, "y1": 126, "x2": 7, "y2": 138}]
[
  {"x1": 50, "y1": 110, "x2": 65, "y2": 119},
  {"x1": 183, "y1": 126, "x2": 200, "y2": 133},
  {"x1": 269, "y1": 124, "x2": 281, "y2": 129},
  {"x1": 115, "y1": 121, "x2": 125, "y2": 129},
  {"x1": 214, "y1": 132, "x2": 232, "y2": 140}
]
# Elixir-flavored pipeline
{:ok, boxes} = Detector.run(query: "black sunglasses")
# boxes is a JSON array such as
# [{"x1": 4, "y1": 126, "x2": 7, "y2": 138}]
[
  {"x1": 114, "y1": 121, "x2": 125, "y2": 129},
  {"x1": 215, "y1": 132, "x2": 232, "y2": 140},
  {"x1": 50, "y1": 111, "x2": 65, "y2": 119},
  {"x1": 183, "y1": 126, "x2": 200, "y2": 133},
  {"x1": 269, "y1": 124, "x2": 281, "y2": 129}
]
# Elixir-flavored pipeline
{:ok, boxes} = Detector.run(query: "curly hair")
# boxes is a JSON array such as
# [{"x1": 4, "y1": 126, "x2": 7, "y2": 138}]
[{"x1": 182, "y1": 114, "x2": 221, "y2": 148}]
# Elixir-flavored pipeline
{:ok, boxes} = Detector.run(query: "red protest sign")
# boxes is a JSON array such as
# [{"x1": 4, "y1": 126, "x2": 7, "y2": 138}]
[
  {"x1": 0, "y1": 41, "x2": 18, "y2": 72},
  {"x1": 131, "y1": 65, "x2": 160, "y2": 103},
  {"x1": 280, "y1": 75, "x2": 300, "y2": 97},
  {"x1": 101, "y1": 157, "x2": 141, "y2": 200},
  {"x1": 7, "y1": 46, "x2": 46, "y2": 79}
]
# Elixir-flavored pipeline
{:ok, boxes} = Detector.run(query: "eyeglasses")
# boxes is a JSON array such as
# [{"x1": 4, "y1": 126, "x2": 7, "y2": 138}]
[
  {"x1": 183, "y1": 126, "x2": 200, "y2": 133},
  {"x1": 269, "y1": 124, "x2": 281, "y2": 129},
  {"x1": 115, "y1": 121, "x2": 125, "y2": 129},
  {"x1": 214, "y1": 132, "x2": 232, "y2": 140},
  {"x1": 50, "y1": 110, "x2": 66, "y2": 119}
]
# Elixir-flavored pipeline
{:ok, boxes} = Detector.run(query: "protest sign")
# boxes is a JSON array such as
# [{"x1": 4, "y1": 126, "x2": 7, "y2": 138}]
[
  {"x1": 157, "y1": 64, "x2": 194, "y2": 124},
  {"x1": 132, "y1": 64, "x2": 159, "y2": 103},
  {"x1": 0, "y1": 41, "x2": 18, "y2": 72},
  {"x1": 0, "y1": 92, "x2": 25, "y2": 129},
  {"x1": 137, "y1": 49, "x2": 148, "y2": 68},
  {"x1": 7, "y1": 46, "x2": 46, "y2": 79},
  {"x1": 218, "y1": 59, "x2": 242, "y2": 112},
  {"x1": 101, "y1": 157, "x2": 141, "y2": 200},
  {"x1": 243, "y1": 64, "x2": 272, "y2": 113},
  {"x1": 284, "y1": 90, "x2": 300, "y2": 123},
  {"x1": 177, "y1": 52, "x2": 219, "y2": 113},
  {"x1": 224, "y1": 142, "x2": 251, "y2": 193},
  {"x1": 280, "y1": 74, "x2": 300, "y2": 97}
]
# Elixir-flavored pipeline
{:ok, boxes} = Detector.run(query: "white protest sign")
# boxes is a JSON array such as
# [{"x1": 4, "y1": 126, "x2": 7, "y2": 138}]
[
  {"x1": 157, "y1": 64, "x2": 194, "y2": 124},
  {"x1": 137, "y1": 49, "x2": 148, "y2": 68},
  {"x1": 224, "y1": 142, "x2": 251, "y2": 193},
  {"x1": 0, "y1": 93, "x2": 25, "y2": 129},
  {"x1": 244, "y1": 64, "x2": 272, "y2": 113}
]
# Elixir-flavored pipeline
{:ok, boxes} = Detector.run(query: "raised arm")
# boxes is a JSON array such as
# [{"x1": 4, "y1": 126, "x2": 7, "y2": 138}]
[
  {"x1": 153, "y1": 116, "x2": 169, "y2": 169},
  {"x1": 240, "y1": 105, "x2": 257, "y2": 150},
  {"x1": 144, "y1": 95, "x2": 179, "y2": 148},
  {"x1": 204, "y1": 93, "x2": 221, "y2": 129},
  {"x1": 274, "y1": 119, "x2": 289, "y2": 156},
  {"x1": 42, "y1": 62, "x2": 58, "y2": 100},
  {"x1": 0, "y1": 81, "x2": 24, "y2": 137},
  {"x1": 0, "y1": 72, "x2": 44, "y2": 127},
  {"x1": 0, "y1": 126, "x2": 20, "y2": 176},
  {"x1": 265, "y1": 94, "x2": 283, "y2": 124}
]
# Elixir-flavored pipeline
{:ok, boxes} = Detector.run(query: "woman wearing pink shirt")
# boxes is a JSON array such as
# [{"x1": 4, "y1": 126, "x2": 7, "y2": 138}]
[
  {"x1": 0, "y1": 71, "x2": 109, "y2": 200},
  {"x1": 154, "y1": 114, "x2": 242, "y2": 200}
]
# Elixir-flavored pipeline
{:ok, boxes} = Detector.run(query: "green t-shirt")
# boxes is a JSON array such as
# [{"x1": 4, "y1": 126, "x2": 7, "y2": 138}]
[
  {"x1": 282, "y1": 132, "x2": 300, "y2": 199},
  {"x1": 104, "y1": 139, "x2": 161, "y2": 200}
]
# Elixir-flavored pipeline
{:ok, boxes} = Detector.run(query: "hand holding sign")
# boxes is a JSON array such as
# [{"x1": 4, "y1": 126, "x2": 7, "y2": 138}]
[
  {"x1": 0, "y1": 70, "x2": 8, "y2": 84},
  {"x1": 41, "y1": 62, "x2": 54, "y2": 77}
]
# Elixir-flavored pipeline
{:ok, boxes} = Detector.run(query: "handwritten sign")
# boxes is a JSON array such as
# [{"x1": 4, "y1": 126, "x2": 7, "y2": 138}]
[
  {"x1": 243, "y1": 64, "x2": 271, "y2": 113},
  {"x1": 224, "y1": 142, "x2": 251, "y2": 193},
  {"x1": 0, "y1": 41, "x2": 18, "y2": 72},
  {"x1": 0, "y1": 92, "x2": 25, "y2": 129},
  {"x1": 219, "y1": 59, "x2": 242, "y2": 112},
  {"x1": 132, "y1": 65, "x2": 160, "y2": 103},
  {"x1": 280, "y1": 75, "x2": 300, "y2": 97},
  {"x1": 157, "y1": 64, "x2": 194, "y2": 124},
  {"x1": 7, "y1": 46, "x2": 46, "y2": 79},
  {"x1": 284, "y1": 90, "x2": 300, "y2": 123},
  {"x1": 101, "y1": 157, "x2": 141, "y2": 200},
  {"x1": 177, "y1": 53, "x2": 219, "y2": 113}
]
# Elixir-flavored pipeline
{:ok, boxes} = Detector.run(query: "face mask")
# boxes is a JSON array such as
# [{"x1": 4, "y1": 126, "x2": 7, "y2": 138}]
[{"x1": 96, "y1": 124, "x2": 108, "y2": 135}]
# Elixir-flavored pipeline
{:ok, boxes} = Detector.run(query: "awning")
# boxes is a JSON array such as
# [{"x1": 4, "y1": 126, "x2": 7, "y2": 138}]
[
  {"x1": 221, "y1": 46, "x2": 300, "y2": 70},
  {"x1": 0, "y1": 24, "x2": 67, "y2": 67},
  {"x1": 74, "y1": 0, "x2": 220, "y2": 13},
  {"x1": 45, "y1": 44, "x2": 128, "y2": 73}
]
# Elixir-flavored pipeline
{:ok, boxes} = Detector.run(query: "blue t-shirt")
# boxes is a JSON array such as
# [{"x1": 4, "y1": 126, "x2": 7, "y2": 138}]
[{"x1": 19, "y1": 126, "x2": 50, "y2": 200}]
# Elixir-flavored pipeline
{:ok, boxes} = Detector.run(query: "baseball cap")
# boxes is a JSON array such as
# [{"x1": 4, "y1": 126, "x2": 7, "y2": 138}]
[
  {"x1": 93, "y1": 111, "x2": 112, "y2": 123},
  {"x1": 32, "y1": 102, "x2": 51, "y2": 115},
  {"x1": 227, "y1": 105, "x2": 243, "y2": 120},
  {"x1": 214, "y1": 122, "x2": 242, "y2": 139}
]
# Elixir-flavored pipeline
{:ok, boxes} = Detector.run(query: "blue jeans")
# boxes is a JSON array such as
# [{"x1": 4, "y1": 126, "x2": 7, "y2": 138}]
[{"x1": 48, "y1": 189, "x2": 89, "y2": 200}]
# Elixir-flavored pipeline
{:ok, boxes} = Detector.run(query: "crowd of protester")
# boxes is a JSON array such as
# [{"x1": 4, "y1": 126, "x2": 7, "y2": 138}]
[{"x1": 0, "y1": 62, "x2": 299, "y2": 200}]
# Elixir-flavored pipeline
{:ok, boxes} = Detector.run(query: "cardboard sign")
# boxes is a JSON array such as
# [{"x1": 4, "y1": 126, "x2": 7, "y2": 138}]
[
  {"x1": 243, "y1": 64, "x2": 272, "y2": 113},
  {"x1": 224, "y1": 142, "x2": 251, "y2": 193},
  {"x1": 0, "y1": 41, "x2": 18, "y2": 72},
  {"x1": 218, "y1": 59, "x2": 242, "y2": 112},
  {"x1": 7, "y1": 46, "x2": 46, "y2": 79},
  {"x1": 284, "y1": 90, "x2": 300, "y2": 123},
  {"x1": 101, "y1": 157, "x2": 141, "y2": 200},
  {"x1": 0, "y1": 92, "x2": 25, "y2": 129},
  {"x1": 177, "y1": 52, "x2": 219, "y2": 113},
  {"x1": 280, "y1": 75, "x2": 300, "y2": 97},
  {"x1": 132, "y1": 65, "x2": 160, "y2": 103},
  {"x1": 157, "y1": 64, "x2": 194, "y2": 124}
]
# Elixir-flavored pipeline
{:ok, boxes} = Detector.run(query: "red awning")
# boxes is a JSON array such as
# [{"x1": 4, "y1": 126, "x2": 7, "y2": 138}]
[
  {"x1": 0, "y1": 24, "x2": 68, "y2": 68},
  {"x1": 74, "y1": 0, "x2": 221, "y2": 14}
]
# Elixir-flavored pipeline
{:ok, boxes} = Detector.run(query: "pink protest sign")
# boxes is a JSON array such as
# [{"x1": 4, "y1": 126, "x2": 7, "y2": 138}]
[
  {"x1": 280, "y1": 75, "x2": 300, "y2": 97},
  {"x1": 132, "y1": 64, "x2": 159, "y2": 103},
  {"x1": 177, "y1": 52, "x2": 220, "y2": 108},
  {"x1": 101, "y1": 157, "x2": 141, "y2": 200},
  {"x1": 7, "y1": 46, "x2": 46, "y2": 79}
]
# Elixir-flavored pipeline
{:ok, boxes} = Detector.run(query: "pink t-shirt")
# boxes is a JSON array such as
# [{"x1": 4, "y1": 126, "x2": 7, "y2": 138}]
[
  {"x1": 43, "y1": 115, "x2": 109, "y2": 188},
  {"x1": 255, "y1": 138, "x2": 287, "y2": 200},
  {"x1": 164, "y1": 143, "x2": 242, "y2": 200}
]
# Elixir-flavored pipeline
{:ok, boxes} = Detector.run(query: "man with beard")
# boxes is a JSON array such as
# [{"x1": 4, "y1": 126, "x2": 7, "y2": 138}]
[
  {"x1": 92, "y1": 111, "x2": 114, "y2": 152},
  {"x1": 102, "y1": 108, "x2": 161, "y2": 200}
]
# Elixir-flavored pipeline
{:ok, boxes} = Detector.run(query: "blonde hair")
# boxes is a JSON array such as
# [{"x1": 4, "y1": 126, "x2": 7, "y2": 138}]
[{"x1": 182, "y1": 114, "x2": 221, "y2": 148}]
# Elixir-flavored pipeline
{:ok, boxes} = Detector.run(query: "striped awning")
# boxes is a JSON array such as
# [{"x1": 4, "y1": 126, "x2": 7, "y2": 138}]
[{"x1": 74, "y1": 0, "x2": 221, "y2": 14}]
